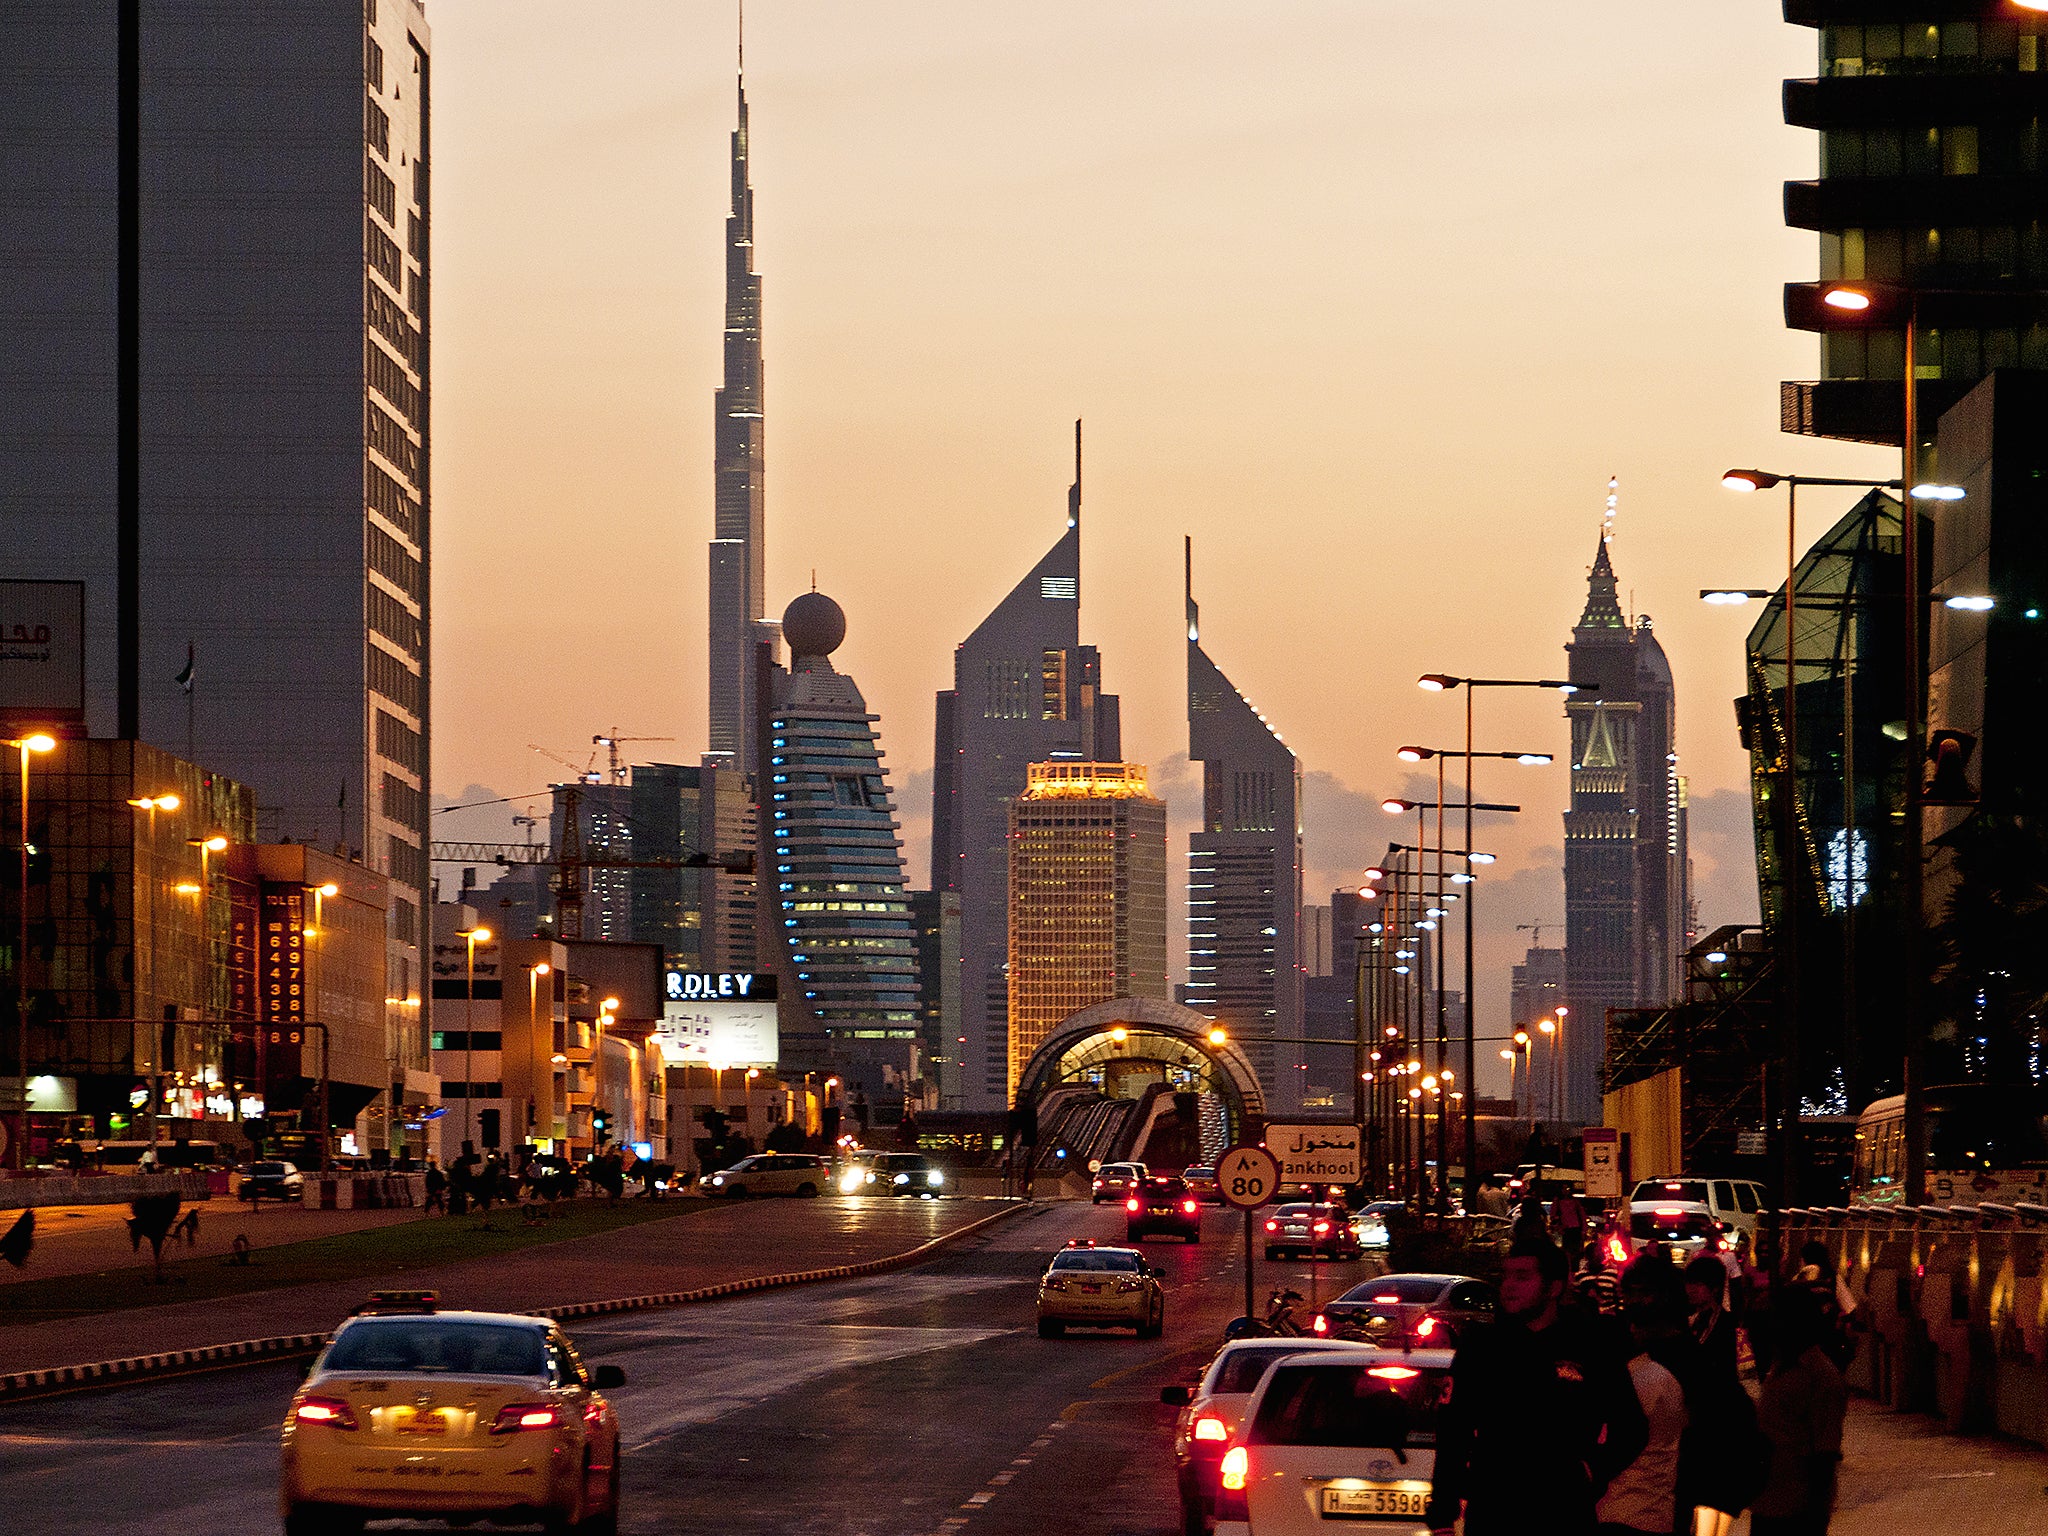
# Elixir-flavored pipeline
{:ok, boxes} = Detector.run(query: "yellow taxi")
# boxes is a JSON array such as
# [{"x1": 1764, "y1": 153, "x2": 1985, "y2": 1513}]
[
  {"x1": 281, "y1": 1292, "x2": 625, "y2": 1535},
  {"x1": 1035, "y1": 1240, "x2": 1165, "y2": 1338}
]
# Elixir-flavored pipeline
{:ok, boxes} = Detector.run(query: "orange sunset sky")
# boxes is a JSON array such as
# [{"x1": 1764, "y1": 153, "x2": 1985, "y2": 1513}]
[{"x1": 425, "y1": 3, "x2": 1900, "y2": 1088}]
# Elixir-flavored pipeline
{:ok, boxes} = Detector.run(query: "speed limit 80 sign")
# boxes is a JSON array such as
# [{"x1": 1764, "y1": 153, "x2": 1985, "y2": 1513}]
[{"x1": 1216, "y1": 1144, "x2": 1280, "y2": 1210}]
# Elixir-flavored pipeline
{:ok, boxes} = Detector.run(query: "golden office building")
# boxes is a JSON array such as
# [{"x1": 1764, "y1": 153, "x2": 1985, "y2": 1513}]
[{"x1": 1006, "y1": 763, "x2": 1169, "y2": 1097}]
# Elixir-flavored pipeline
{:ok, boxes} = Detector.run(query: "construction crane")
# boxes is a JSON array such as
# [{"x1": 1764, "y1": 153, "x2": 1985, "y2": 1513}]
[
  {"x1": 593, "y1": 730, "x2": 675, "y2": 785},
  {"x1": 1516, "y1": 922, "x2": 1558, "y2": 948}
]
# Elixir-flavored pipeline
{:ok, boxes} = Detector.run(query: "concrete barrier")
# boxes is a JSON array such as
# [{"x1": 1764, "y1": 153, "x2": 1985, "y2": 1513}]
[
  {"x1": 301, "y1": 1173, "x2": 426, "y2": 1211},
  {"x1": 0, "y1": 1173, "x2": 212, "y2": 1209},
  {"x1": 1783, "y1": 1202, "x2": 2048, "y2": 1446}
]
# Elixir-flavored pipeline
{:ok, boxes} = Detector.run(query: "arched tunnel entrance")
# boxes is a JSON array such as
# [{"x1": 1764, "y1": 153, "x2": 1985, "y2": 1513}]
[{"x1": 1014, "y1": 997, "x2": 1265, "y2": 1174}]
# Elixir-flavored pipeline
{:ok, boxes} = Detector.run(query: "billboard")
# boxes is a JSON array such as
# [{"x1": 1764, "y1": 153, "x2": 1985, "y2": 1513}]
[
  {"x1": 0, "y1": 580, "x2": 84, "y2": 727},
  {"x1": 657, "y1": 970, "x2": 778, "y2": 1069}
]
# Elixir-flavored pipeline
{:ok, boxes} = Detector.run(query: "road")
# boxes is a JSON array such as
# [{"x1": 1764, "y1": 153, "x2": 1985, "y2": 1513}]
[{"x1": 0, "y1": 1199, "x2": 1366, "y2": 1535}]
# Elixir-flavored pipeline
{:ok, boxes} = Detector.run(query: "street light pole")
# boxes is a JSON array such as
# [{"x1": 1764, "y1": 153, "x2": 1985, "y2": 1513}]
[
  {"x1": 527, "y1": 961, "x2": 551, "y2": 1151},
  {"x1": 456, "y1": 925, "x2": 491, "y2": 1153},
  {"x1": 8, "y1": 734, "x2": 57, "y2": 1169}
]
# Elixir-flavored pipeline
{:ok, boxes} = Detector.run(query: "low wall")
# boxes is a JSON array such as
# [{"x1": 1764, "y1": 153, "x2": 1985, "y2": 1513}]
[
  {"x1": 299, "y1": 1173, "x2": 426, "y2": 1210},
  {"x1": 1781, "y1": 1202, "x2": 2048, "y2": 1447},
  {"x1": 0, "y1": 1173, "x2": 214, "y2": 1209}
]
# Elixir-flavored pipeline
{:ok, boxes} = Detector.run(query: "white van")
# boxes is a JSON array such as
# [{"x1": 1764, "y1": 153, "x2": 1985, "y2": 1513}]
[{"x1": 1628, "y1": 1176, "x2": 1766, "y2": 1238}]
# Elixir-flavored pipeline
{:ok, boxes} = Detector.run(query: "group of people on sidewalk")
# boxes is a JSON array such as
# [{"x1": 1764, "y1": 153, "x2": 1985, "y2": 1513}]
[
  {"x1": 419, "y1": 1145, "x2": 687, "y2": 1216},
  {"x1": 1427, "y1": 1233, "x2": 1851, "y2": 1536}
]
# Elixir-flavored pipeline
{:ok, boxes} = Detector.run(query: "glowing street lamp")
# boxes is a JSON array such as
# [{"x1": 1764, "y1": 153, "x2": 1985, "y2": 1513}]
[{"x1": 7, "y1": 733, "x2": 56, "y2": 1169}]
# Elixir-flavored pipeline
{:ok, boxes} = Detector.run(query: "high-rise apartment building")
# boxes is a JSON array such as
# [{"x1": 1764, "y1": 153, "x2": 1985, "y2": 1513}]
[
  {"x1": 762, "y1": 592, "x2": 921, "y2": 1093},
  {"x1": 909, "y1": 889, "x2": 963, "y2": 1109},
  {"x1": 2, "y1": 2, "x2": 434, "y2": 1077},
  {"x1": 1563, "y1": 535, "x2": 1688, "y2": 1122},
  {"x1": 1005, "y1": 762, "x2": 1169, "y2": 1095},
  {"x1": 1510, "y1": 945, "x2": 1568, "y2": 1031},
  {"x1": 1185, "y1": 543, "x2": 1305, "y2": 1112},
  {"x1": 1781, "y1": 6, "x2": 2048, "y2": 452},
  {"x1": 930, "y1": 428, "x2": 1121, "y2": 1111},
  {"x1": 707, "y1": 53, "x2": 777, "y2": 773},
  {"x1": 629, "y1": 761, "x2": 758, "y2": 974}
]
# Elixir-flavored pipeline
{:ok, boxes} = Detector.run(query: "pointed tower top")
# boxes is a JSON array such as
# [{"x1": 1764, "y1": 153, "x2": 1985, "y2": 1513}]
[
  {"x1": 1185, "y1": 535, "x2": 1199, "y2": 642},
  {"x1": 1577, "y1": 530, "x2": 1626, "y2": 632},
  {"x1": 1068, "y1": 419, "x2": 1082, "y2": 531}
]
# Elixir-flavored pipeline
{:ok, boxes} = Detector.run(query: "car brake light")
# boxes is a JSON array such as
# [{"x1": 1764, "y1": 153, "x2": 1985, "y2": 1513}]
[
  {"x1": 1219, "y1": 1445, "x2": 1249, "y2": 1490},
  {"x1": 1193, "y1": 1416, "x2": 1228, "y2": 1442},
  {"x1": 293, "y1": 1396, "x2": 359, "y2": 1429},
  {"x1": 1313, "y1": 1221, "x2": 1331, "y2": 1234},
  {"x1": 1265, "y1": 1219, "x2": 1277, "y2": 1232},
  {"x1": 1664, "y1": 1182, "x2": 1683, "y2": 1191},
  {"x1": 1182, "y1": 1199, "x2": 1198, "y2": 1214},
  {"x1": 1369, "y1": 1365, "x2": 1419, "y2": 1381},
  {"x1": 490, "y1": 1404, "x2": 562, "y2": 1435},
  {"x1": 1655, "y1": 1207, "x2": 1684, "y2": 1217},
  {"x1": 1413, "y1": 1313, "x2": 1439, "y2": 1340},
  {"x1": 1312, "y1": 1313, "x2": 1328, "y2": 1334},
  {"x1": 1127, "y1": 1197, "x2": 1141, "y2": 1213},
  {"x1": 1372, "y1": 1294, "x2": 1400, "y2": 1303}
]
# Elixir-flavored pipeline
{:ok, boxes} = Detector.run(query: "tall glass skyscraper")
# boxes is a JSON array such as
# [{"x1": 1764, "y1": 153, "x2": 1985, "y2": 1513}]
[
  {"x1": 765, "y1": 593, "x2": 920, "y2": 1086},
  {"x1": 931, "y1": 427, "x2": 1121, "y2": 1111},
  {"x1": 707, "y1": 48, "x2": 776, "y2": 774},
  {"x1": 1185, "y1": 542, "x2": 1305, "y2": 1113}
]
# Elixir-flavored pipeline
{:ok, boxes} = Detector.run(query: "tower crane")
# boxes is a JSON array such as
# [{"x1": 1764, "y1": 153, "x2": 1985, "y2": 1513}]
[{"x1": 593, "y1": 730, "x2": 675, "y2": 785}]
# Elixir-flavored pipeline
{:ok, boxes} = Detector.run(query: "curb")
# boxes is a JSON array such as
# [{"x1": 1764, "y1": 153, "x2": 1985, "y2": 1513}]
[{"x1": 0, "y1": 1198, "x2": 1048, "y2": 1405}]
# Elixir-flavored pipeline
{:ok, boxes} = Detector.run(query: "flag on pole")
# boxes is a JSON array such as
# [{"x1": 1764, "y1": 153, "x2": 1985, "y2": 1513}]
[{"x1": 174, "y1": 642, "x2": 195, "y2": 693}]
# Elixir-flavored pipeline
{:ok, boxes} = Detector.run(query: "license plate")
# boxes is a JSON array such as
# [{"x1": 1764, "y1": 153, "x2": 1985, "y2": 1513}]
[
  {"x1": 1321, "y1": 1482, "x2": 1429, "y2": 1518},
  {"x1": 1148, "y1": 1206, "x2": 1173, "y2": 1215},
  {"x1": 1080, "y1": 1283, "x2": 1102, "y2": 1294}
]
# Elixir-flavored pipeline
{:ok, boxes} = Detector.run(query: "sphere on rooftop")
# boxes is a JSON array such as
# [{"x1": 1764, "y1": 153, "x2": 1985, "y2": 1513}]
[{"x1": 782, "y1": 590, "x2": 846, "y2": 659}]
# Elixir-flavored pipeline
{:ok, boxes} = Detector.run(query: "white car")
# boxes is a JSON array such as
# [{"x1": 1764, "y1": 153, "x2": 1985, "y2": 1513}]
[
  {"x1": 1162, "y1": 1339, "x2": 1375, "y2": 1535},
  {"x1": 1215, "y1": 1348, "x2": 1453, "y2": 1536},
  {"x1": 1628, "y1": 1175, "x2": 1765, "y2": 1239},
  {"x1": 1627, "y1": 1199, "x2": 1728, "y2": 1265},
  {"x1": 704, "y1": 1152, "x2": 830, "y2": 1198}
]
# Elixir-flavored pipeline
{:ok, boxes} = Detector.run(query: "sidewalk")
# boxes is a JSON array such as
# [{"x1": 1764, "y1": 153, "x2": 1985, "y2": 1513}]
[
  {"x1": 4, "y1": 1198, "x2": 424, "y2": 1282},
  {"x1": 1786, "y1": 1395, "x2": 2048, "y2": 1535},
  {"x1": 0, "y1": 1196, "x2": 1026, "y2": 1378}
]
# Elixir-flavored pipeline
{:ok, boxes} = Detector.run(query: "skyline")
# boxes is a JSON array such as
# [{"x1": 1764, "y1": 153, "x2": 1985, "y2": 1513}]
[{"x1": 425, "y1": 4, "x2": 1895, "y2": 1068}]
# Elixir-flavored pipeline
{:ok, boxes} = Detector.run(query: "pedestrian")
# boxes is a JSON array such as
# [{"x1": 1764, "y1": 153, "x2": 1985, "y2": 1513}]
[
  {"x1": 423, "y1": 1158, "x2": 447, "y2": 1215},
  {"x1": 1555, "y1": 1185, "x2": 1589, "y2": 1273},
  {"x1": 1790, "y1": 1240, "x2": 1859, "y2": 1370},
  {"x1": 1749, "y1": 1287, "x2": 1848, "y2": 1536},
  {"x1": 1597, "y1": 1259, "x2": 1691, "y2": 1536},
  {"x1": 1478, "y1": 1176, "x2": 1511, "y2": 1219},
  {"x1": 1427, "y1": 1234, "x2": 1649, "y2": 1536},
  {"x1": 1684, "y1": 1255, "x2": 1739, "y2": 1380}
]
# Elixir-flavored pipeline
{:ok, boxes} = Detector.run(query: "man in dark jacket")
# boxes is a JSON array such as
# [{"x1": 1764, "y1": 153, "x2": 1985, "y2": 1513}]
[{"x1": 1428, "y1": 1235, "x2": 1649, "y2": 1536}]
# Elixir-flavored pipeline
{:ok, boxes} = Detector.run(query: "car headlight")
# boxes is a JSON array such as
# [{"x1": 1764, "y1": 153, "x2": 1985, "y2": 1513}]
[
  {"x1": 710, "y1": 1175, "x2": 724, "y2": 1185},
  {"x1": 838, "y1": 1174, "x2": 864, "y2": 1193},
  {"x1": 927, "y1": 1171, "x2": 943, "y2": 1185},
  {"x1": 893, "y1": 1173, "x2": 910, "y2": 1185}
]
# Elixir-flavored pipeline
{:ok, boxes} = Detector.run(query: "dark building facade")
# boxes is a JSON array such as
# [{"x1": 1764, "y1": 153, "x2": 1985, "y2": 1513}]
[
  {"x1": 628, "y1": 760, "x2": 758, "y2": 975},
  {"x1": 1563, "y1": 536, "x2": 1688, "y2": 1123},
  {"x1": 1781, "y1": 5, "x2": 2048, "y2": 452},
  {"x1": 1187, "y1": 543, "x2": 1306, "y2": 1113},
  {"x1": 929, "y1": 429, "x2": 1121, "y2": 1112}
]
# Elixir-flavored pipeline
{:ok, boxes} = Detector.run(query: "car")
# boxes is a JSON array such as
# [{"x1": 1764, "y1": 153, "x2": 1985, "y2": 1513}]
[
  {"x1": 1315, "y1": 1272, "x2": 1497, "y2": 1350},
  {"x1": 1628, "y1": 1200, "x2": 1727, "y2": 1264},
  {"x1": 1261, "y1": 1203, "x2": 1361, "y2": 1261},
  {"x1": 703, "y1": 1152, "x2": 829, "y2": 1198},
  {"x1": 240, "y1": 1160, "x2": 305, "y2": 1203},
  {"x1": 1126, "y1": 1175, "x2": 1204, "y2": 1243},
  {"x1": 845, "y1": 1150, "x2": 947, "y2": 1197},
  {"x1": 1161, "y1": 1338, "x2": 1375, "y2": 1536},
  {"x1": 281, "y1": 1291, "x2": 625, "y2": 1536},
  {"x1": 1181, "y1": 1165, "x2": 1222, "y2": 1204},
  {"x1": 1629, "y1": 1175, "x2": 1766, "y2": 1239},
  {"x1": 1212, "y1": 1347, "x2": 1455, "y2": 1536},
  {"x1": 1091, "y1": 1161, "x2": 1150, "y2": 1204},
  {"x1": 1036, "y1": 1241, "x2": 1164, "y2": 1337},
  {"x1": 1351, "y1": 1200, "x2": 1404, "y2": 1250}
]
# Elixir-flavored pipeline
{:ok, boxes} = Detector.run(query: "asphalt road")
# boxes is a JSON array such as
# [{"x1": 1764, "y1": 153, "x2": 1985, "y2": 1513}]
[{"x1": 0, "y1": 1198, "x2": 1382, "y2": 1536}]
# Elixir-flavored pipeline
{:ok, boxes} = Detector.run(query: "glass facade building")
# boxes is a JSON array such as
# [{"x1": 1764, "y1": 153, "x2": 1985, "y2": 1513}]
[{"x1": 1005, "y1": 763, "x2": 1169, "y2": 1097}]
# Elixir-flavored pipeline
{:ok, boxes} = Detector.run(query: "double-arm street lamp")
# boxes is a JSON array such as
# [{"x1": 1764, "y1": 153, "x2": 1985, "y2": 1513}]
[
  {"x1": 7, "y1": 733, "x2": 57, "y2": 1169},
  {"x1": 1397, "y1": 720, "x2": 1560, "y2": 1210}
]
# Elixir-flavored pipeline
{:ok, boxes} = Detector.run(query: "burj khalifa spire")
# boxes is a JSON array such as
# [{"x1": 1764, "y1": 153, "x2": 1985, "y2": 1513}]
[{"x1": 708, "y1": 14, "x2": 771, "y2": 771}]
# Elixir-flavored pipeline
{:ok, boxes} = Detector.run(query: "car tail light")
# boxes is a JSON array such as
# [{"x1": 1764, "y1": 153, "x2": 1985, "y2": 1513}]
[
  {"x1": 1372, "y1": 1293, "x2": 1400, "y2": 1303},
  {"x1": 1368, "y1": 1365, "x2": 1419, "y2": 1381},
  {"x1": 293, "y1": 1396, "x2": 358, "y2": 1430},
  {"x1": 1413, "y1": 1313, "x2": 1440, "y2": 1341},
  {"x1": 1312, "y1": 1313, "x2": 1328, "y2": 1335},
  {"x1": 1219, "y1": 1445, "x2": 1249, "y2": 1491},
  {"x1": 1605, "y1": 1232, "x2": 1631, "y2": 1266},
  {"x1": 1264, "y1": 1219, "x2": 1277, "y2": 1232},
  {"x1": 1193, "y1": 1416, "x2": 1228, "y2": 1442},
  {"x1": 490, "y1": 1404, "x2": 562, "y2": 1435},
  {"x1": 1312, "y1": 1220, "x2": 1331, "y2": 1235},
  {"x1": 1126, "y1": 1197, "x2": 1141, "y2": 1213},
  {"x1": 1181, "y1": 1199, "x2": 1198, "y2": 1215},
  {"x1": 1655, "y1": 1207, "x2": 1685, "y2": 1217}
]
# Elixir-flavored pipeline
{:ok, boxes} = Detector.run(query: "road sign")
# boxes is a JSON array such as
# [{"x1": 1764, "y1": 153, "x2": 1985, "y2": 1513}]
[
  {"x1": 1267, "y1": 1123, "x2": 1362, "y2": 1186},
  {"x1": 1582, "y1": 1127, "x2": 1623, "y2": 1200},
  {"x1": 1216, "y1": 1144, "x2": 1281, "y2": 1210}
]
